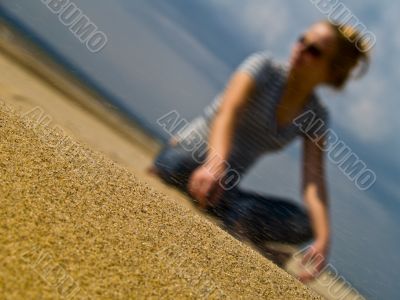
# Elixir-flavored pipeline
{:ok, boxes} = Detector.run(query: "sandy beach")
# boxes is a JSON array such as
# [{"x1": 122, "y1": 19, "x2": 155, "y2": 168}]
[{"x1": 1, "y1": 101, "x2": 324, "y2": 299}]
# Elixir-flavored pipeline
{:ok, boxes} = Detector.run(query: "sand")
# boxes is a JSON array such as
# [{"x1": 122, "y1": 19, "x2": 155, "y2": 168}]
[{"x1": 0, "y1": 102, "x2": 323, "y2": 299}]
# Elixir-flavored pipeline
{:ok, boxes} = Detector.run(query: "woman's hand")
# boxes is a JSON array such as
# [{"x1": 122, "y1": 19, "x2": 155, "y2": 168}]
[
  {"x1": 298, "y1": 240, "x2": 330, "y2": 283},
  {"x1": 187, "y1": 165, "x2": 225, "y2": 208}
]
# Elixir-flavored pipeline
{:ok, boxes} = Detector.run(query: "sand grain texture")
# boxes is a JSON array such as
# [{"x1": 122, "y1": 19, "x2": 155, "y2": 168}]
[{"x1": 0, "y1": 103, "x2": 322, "y2": 299}]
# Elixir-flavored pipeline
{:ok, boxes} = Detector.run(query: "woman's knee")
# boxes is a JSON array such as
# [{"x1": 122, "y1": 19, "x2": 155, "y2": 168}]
[{"x1": 221, "y1": 192, "x2": 314, "y2": 245}]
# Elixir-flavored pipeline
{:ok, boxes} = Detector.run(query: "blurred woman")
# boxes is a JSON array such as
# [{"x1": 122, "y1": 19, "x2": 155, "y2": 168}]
[{"x1": 148, "y1": 20, "x2": 370, "y2": 281}]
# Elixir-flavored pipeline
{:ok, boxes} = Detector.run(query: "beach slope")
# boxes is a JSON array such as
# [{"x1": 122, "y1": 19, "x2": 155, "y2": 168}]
[{"x1": 0, "y1": 103, "x2": 322, "y2": 299}]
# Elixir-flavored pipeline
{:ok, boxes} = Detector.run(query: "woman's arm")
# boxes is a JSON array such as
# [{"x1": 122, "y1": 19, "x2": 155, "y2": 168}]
[
  {"x1": 206, "y1": 71, "x2": 257, "y2": 171},
  {"x1": 299, "y1": 134, "x2": 330, "y2": 281},
  {"x1": 188, "y1": 71, "x2": 257, "y2": 205}
]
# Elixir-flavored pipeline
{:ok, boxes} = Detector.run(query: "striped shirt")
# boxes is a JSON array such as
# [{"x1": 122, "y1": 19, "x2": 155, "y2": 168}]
[{"x1": 175, "y1": 51, "x2": 329, "y2": 176}]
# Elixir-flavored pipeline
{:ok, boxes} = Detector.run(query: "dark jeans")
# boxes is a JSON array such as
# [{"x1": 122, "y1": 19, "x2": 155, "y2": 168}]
[{"x1": 153, "y1": 142, "x2": 313, "y2": 246}]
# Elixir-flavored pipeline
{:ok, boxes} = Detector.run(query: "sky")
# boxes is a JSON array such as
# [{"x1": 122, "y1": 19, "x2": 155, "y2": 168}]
[{"x1": 0, "y1": 1, "x2": 399, "y2": 299}]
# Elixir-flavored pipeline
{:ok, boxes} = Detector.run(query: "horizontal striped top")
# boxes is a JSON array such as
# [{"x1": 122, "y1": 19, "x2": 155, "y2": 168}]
[{"x1": 175, "y1": 51, "x2": 329, "y2": 176}]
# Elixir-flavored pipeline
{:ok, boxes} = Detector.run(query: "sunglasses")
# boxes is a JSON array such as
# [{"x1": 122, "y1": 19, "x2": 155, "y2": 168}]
[{"x1": 297, "y1": 35, "x2": 324, "y2": 58}]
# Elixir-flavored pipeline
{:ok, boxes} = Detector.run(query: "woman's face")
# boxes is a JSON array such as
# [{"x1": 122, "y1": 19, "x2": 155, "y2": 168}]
[{"x1": 289, "y1": 22, "x2": 338, "y2": 83}]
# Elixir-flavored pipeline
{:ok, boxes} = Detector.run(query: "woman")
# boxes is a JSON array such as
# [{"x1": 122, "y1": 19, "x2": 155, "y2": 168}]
[{"x1": 148, "y1": 20, "x2": 370, "y2": 281}]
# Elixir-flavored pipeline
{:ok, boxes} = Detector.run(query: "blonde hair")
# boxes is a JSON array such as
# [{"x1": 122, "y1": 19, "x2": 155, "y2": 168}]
[{"x1": 323, "y1": 20, "x2": 371, "y2": 90}]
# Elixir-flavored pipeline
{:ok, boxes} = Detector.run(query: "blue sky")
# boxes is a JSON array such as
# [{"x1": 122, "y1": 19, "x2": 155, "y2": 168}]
[{"x1": 0, "y1": 1, "x2": 399, "y2": 299}]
